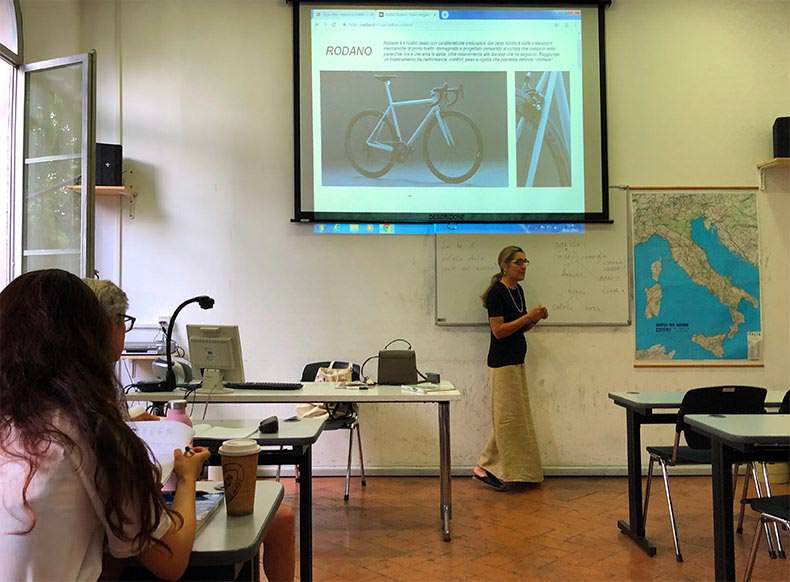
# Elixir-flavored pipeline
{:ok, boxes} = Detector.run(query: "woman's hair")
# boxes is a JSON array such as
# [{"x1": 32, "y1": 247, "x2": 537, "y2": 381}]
[
  {"x1": 480, "y1": 245, "x2": 525, "y2": 307},
  {"x1": 0, "y1": 269, "x2": 175, "y2": 550},
  {"x1": 82, "y1": 278, "x2": 129, "y2": 320}
]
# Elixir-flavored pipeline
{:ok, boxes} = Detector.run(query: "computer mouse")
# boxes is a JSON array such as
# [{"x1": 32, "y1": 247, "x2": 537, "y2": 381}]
[{"x1": 258, "y1": 416, "x2": 279, "y2": 433}]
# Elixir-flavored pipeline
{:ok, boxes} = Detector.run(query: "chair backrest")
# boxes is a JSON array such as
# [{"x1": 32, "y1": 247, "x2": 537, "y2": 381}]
[
  {"x1": 300, "y1": 361, "x2": 361, "y2": 382},
  {"x1": 678, "y1": 385, "x2": 767, "y2": 449},
  {"x1": 780, "y1": 389, "x2": 790, "y2": 414}
]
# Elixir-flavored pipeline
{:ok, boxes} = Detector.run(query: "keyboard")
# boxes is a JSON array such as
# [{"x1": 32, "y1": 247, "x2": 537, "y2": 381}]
[{"x1": 223, "y1": 382, "x2": 303, "y2": 391}]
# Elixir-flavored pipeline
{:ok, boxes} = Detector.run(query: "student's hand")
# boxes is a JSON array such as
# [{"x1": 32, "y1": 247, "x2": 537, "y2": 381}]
[
  {"x1": 538, "y1": 305, "x2": 549, "y2": 319},
  {"x1": 131, "y1": 412, "x2": 161, "y2": 421},
  {"x1": 173, "y1": 446, "x2": 210, "y2": 484}
]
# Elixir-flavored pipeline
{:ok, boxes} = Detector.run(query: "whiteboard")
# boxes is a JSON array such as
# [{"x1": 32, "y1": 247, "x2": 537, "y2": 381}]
[{"x1": 435, "y1": 193, "x2": 630, "y2": 326}]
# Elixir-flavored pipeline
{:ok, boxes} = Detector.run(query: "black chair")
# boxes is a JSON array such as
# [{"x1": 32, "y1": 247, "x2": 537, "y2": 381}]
[
  {"x1": 643, "y1": 385, "x2": 767, "y2": 562},
  {"x1": 743, "y1": 495, "x2": 790, "y2": 581},
  {"x1": 781, "y1": 389, "x2": 790, "y2": 414},
  {"x1": 734, "y1": 389, "x2": 790, "y2": 555},
  {"x1": 300, "y1": 361, "x2": 367, "y2": 501}
]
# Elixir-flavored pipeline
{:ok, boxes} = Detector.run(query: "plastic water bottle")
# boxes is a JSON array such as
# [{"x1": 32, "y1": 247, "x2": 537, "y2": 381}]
[{"x1": 165, "y1": 399, "x2": 192, "y2": 427}]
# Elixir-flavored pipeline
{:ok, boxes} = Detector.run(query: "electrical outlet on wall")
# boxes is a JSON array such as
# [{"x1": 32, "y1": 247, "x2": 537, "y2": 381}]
[{"x1": 158, "y1": 315, "x2": 170, "y2": 329}]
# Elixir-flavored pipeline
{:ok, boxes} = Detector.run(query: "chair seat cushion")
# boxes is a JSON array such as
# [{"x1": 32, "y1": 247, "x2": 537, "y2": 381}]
[
  {"x1": 325, "y1": 416, "x2": 355, "y2": 431},
  {"x1": 646, "y1": 446, "x2": 711, "y2": 465},
  {"x1": 748, "y1": 494, "x2": 790, "y2": 520}
]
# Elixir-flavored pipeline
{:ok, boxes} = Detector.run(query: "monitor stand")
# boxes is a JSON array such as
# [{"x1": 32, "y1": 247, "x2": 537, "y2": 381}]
[{"x1": 196, "y1": 368, "x2": 234, "y2": 394}]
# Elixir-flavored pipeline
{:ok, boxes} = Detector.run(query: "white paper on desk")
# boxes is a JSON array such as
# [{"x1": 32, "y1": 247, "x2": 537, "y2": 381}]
[
  {"x1": 401, "y1": 383, "x2": 454, "y2": 394},
  {"x1": 192, "y1": 424, "x2": 259, "y2": 440},
  {"x1": 127, "y1": 420, "x2": 194, "y2": 483}
]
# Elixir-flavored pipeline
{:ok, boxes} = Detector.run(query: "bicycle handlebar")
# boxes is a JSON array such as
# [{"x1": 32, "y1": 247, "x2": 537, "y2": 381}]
[{"x1": 431, "y1": 82, "x2": 464, "y2": 106}]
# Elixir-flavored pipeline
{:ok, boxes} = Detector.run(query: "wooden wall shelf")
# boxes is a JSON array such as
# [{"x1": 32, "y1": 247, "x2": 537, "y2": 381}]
[
  {"x1": 757, "y1": 157, "x2": 790, "y2": 190},
  {"x1": 69, "y1": 184, "x2": 138, "y2": 218}
]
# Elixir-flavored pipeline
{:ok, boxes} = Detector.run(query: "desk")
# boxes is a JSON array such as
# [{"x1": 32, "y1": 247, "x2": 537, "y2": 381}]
[
  {"x1": 607, "y1": 390, "x2": 786, "y2": 557},
  {"x1": 127, "y1": 382, "x2": 461, "y2": 537},
  {"x1": 191, "y1": 480, "x2": 282, "y2": 566},
  {"x1": 193, "y1": 418, "x2": 325, "y2": 582},
  {"x1": 124, "y1": 481, "x2": 282, "y2": 581},
  {"x1": 684, "y1": 414, "x2": 790, "y2": 581}
]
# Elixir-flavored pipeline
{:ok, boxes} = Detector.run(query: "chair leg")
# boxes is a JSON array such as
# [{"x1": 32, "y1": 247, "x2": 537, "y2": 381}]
[
  {"x1": 344, "y1": 425, "x2": 354, "y2": 502},
  {"x1": 356, "y1": 420, "x2": 367, "y2": 487},
  {"x1": 275, "y1": 445, "x2": 283, "y2": 482},
  {"x1": 658, "y1": 458, "x2": 683, "y2": 562},
  {"x1": 643, "y1": 456, "x2": 655, "y2": 527},
  {"x1": 743, "y1": 517, "x2": 766, "y2": 582},
  {"x1": 737, "y1": 463, "x2": 751, "y2": 534},
  {"x1": 759, "y1": 462, "x2": 785, "y2": 559},
  {"x1": 749, "y1": 463, "x2": 778, "y2": 560},
  {"x1": 732, "y1": 463, "x2": 740, "y2": 500}
]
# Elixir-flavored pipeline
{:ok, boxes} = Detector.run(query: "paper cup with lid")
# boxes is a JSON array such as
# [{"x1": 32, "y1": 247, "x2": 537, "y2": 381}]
[{"x1": 219, "y1": 439, "x2": 261, "y2": 515}]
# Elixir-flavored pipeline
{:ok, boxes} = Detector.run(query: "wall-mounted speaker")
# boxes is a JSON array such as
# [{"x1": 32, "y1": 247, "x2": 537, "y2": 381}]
[
  {"x1": 96, "y1": 143, "x2": 122, "y2": 186},
  {"x1": 774, "y1": 117, "x2": 789, "y2": 158}
]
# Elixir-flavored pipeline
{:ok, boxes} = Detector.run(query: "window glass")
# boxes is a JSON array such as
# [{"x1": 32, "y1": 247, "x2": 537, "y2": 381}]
[
  {"x1": 22, "y1": 62, "x2": 84, "y2": 274},
  {"x1": 0, "y1": 59, "x2": 11, "y2": 285}
]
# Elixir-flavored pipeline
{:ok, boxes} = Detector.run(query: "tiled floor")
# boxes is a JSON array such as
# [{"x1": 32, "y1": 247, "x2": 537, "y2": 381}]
[{"x1": 278, "y1": 474, "x2": 790, "y2": 581}]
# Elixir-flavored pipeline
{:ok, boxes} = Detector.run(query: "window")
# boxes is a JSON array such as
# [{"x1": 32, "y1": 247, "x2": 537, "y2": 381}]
[
  {"x1": 19, "y1": 55, "x2": 95, "y2": 276},
  {"x1": 1, "y1": 0, "x2": 21, "y2": 287}
]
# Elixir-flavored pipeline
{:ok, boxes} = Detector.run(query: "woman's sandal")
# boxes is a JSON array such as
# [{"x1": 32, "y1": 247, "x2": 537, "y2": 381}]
[{"x1": 472, "y1": 469, "x2": 507, "y2": 491}]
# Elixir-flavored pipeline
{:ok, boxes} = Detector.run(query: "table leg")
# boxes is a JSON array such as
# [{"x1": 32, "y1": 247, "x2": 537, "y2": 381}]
[
  {"x1": 298, "y1": 446, "x2": 313, "y2": 582},
  {"x1": 438, "y1": 402, "x2": 452, "y2": 542},
  {"x1": 617, "y1": 408, "x2": 657, "y2": 556},
  {"x1": 710, "y1": 439, "x2": 735, "y2": 582}
]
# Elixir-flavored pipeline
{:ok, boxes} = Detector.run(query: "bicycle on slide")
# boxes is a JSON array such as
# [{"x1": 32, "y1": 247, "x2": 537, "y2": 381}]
[
  {"x1": 344, "y1": 75, "x2": 483, "y2": 184},
  {"x1": 516, "y1": 71, "x2": 571, "y2": 188}
]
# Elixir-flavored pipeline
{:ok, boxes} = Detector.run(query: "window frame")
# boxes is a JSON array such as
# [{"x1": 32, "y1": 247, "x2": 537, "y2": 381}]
[
  {"x1": 1, "y1": 0, "x2": 22, "y2": 286},
  {"x1": 14, "y1": 51, "x2": 96, "y2": 278}
]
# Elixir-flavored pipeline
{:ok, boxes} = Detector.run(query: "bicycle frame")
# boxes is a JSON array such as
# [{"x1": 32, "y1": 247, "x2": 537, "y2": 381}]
[
  {"x1": 516, "y1": 71, "x2": 571, "y2": 187},
  {"x1": 365, "y1": 80, "x2": 455, "y2": 154}
]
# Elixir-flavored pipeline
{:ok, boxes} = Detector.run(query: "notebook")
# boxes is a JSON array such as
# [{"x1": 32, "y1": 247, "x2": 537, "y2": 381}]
[
  {"x1": 192, "y1": 423, "x2": 259, "y2": 440},
  {"x1": 127, "y1": 420, "x2": 194, "y2": 483},
  {"x1": 163, "y1": 491, "x2": 224, "y2": 534}
]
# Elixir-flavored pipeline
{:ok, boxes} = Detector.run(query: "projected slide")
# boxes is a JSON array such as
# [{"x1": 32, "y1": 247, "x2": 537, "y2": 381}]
[
  {"x1": 321, "y1": 70, "x2": 506, "y2": 187},
  {"x1": 298, "y1": 5, "x2": 606, "y2": 222}
]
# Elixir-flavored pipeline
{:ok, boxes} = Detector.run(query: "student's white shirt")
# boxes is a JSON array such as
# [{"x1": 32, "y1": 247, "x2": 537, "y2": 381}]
[{"x1": 0, "y1": 414, "x2": 171, "y2": 582}]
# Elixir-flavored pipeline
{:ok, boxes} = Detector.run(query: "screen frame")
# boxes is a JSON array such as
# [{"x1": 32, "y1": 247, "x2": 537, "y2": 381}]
[{"x1": 291, "y1": 0, "x2": 612, "y2": 224}]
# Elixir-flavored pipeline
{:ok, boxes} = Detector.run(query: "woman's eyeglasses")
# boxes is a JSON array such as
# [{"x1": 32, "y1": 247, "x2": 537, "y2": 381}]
[
  {"x1": 119, "y1": 314, "x2": 136, "y2": 332},
  {"x1": 511, "y1": 259, "x2": 530, "y2": 266}
]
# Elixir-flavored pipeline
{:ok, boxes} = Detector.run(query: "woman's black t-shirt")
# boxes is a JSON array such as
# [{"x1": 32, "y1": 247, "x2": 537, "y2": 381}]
[{"x1": 486, "y1": 282, "x2": 528, "y2": 368}]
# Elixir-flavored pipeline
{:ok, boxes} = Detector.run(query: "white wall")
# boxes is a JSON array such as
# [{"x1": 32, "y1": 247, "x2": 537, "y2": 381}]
[{"x1": 20, "y1": 0, "x2": 790, "y2": 474}]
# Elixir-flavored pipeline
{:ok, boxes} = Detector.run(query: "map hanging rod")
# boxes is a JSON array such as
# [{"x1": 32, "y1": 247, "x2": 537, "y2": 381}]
[{"x1": 610, "y1": 184, "x2": 757, "y2": 191}]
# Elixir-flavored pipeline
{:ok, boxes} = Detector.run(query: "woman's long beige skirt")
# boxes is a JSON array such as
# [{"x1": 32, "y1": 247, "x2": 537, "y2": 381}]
[{"x1": 478, "y1": 363, "x2": 543, "y2": 483}]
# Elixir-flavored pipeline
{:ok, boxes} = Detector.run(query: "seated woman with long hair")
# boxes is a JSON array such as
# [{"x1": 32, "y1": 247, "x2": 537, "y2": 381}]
[{"x1": 0, "y1": 269, "x2": 210, "y2": 581}]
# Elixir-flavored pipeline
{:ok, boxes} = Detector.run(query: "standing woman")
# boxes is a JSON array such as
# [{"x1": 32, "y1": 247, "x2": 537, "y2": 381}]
[
  {"x1": 473, "y1": 246, "x2": 548, "y2": 491},
  {"x1": 0, "y1": 269, "x2": 210, "y2": 581}
]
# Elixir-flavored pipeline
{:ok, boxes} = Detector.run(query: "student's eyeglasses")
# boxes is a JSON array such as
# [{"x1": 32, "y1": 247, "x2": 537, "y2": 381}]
[
  {"x1": 119, "y1": 314, "x2": 136, "y2": 332},
  {"x1": 511, "y1": 259, "x2": 530, "y2": 266}
]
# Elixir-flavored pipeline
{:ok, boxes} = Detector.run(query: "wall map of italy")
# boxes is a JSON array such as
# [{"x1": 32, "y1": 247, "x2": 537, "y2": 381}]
[{"x1": 632, "y1": 191, "x2": 761, "y2": 362}]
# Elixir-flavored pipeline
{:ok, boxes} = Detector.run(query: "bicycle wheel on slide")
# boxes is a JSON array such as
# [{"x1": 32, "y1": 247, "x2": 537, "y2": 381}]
[
  {"x1": 516, "y1": 119, "x2": 570, "y2": 188},
  {"x1": 344, "y1": 110, "x2": 396, "y2": 179},
  {"x1": 423, "y1": 111, "x2": 483, "y2": 184}
]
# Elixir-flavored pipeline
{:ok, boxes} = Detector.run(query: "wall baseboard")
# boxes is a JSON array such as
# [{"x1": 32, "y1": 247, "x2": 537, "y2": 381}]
[{"x1": 256, "y1": 464, "x2": 720, "y2": 478}]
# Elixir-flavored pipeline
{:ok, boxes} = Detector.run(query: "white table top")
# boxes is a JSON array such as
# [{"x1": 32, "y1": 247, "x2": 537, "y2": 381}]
[
  {"x1": 609, "y1": 390, "x2": 787, "y2": 411},
  {"x1": 194, "y1": 417, "x2": 326, "y2": 446},
  {"x1": 126, "y1": 381, "x2": 462, "y2": 404},
  {"x1": 189, "y1": 480, "x2": 283, "y2": 565},
  {"x1": 684, "y1": 414, "x2": 790, "y2": 446}
]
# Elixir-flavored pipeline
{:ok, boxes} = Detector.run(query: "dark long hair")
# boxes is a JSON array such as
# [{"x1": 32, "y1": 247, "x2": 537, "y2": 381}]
[{"x1": 0, "y1": 269, "x2": 174, "y2": 550}]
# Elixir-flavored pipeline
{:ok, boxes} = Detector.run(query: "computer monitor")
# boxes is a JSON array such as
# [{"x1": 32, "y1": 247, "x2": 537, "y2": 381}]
[{"x1": 186, "y1": 324, "x2": 244, "y2": 394}]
